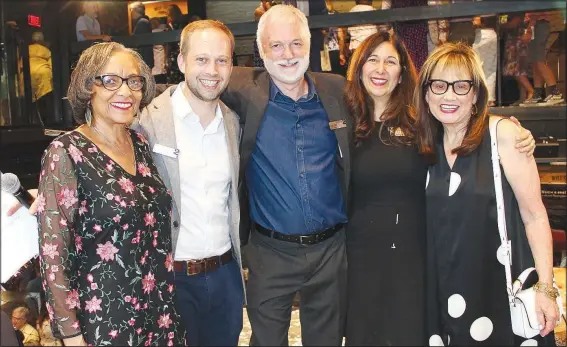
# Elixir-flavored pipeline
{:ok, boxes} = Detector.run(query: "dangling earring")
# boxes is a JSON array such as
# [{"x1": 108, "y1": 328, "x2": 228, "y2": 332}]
[
  {"x1": 471, "y1": 103, "x2": 478, "y2": 116},
  {"x1": 85, "y1": 103, "x2": 93, "y2": 126}
]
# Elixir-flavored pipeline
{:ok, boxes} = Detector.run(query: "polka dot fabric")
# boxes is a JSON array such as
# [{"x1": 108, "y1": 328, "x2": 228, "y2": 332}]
[{"x1": 425, "y1": 124, "x2": 556, "y2": 345}]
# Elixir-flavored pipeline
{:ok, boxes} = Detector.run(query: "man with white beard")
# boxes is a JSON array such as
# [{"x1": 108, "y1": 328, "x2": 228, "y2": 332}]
[{"x1": 221, "y1": 5, "x2": 352, "y2": 346}]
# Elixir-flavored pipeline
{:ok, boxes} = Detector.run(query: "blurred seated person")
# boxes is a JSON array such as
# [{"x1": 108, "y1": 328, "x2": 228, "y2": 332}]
[
  {"x1": 1, "y1": 310, "x2": 23, "y2": 346},
  {"x1": 76, "y1": 1, "x2": 111, "y2": 42},
  {"x1": 36, "y1": 299, "x2": 62, "y2": 346},
  {"x1": 11, "y1": 307, "x2": 39, "y2": 346},
  {"x1": 29, "y1": 32, "x2": 53, "y2": 124}
]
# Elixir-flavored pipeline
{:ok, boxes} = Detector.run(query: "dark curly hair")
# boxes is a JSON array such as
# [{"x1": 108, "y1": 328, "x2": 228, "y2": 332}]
[{"x1": 67, "y1": 42, "x2": 156, "y2": 124}]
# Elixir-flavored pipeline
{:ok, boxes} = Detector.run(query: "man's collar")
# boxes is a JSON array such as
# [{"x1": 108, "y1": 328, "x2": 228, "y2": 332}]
[
  {"x1": 269, "y1": 73, "x2": 319, "y2": 102},
  {"x1": 172, "y1": 82, "x2": 223, "y2": 129}
]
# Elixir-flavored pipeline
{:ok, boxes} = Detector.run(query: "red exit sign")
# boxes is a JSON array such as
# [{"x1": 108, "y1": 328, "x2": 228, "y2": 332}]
[{"x1": 28, "y1": 15, "x2": 41, "y2": 28}]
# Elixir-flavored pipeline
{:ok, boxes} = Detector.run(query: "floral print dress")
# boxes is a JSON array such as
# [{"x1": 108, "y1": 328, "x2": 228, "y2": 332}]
[{"x1": 37, "y1": 129, "x2": 186, "y2": 346}]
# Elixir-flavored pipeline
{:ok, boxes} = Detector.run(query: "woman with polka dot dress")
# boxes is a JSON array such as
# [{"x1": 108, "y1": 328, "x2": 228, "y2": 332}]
[{"x1": 415, "y1": 42, "x2": 559, "y2": 346}]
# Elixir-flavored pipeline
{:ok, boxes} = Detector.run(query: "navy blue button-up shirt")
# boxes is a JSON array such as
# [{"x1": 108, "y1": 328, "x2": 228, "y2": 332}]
[{"x1": 247, "y1": 76, "x2": 347, "y2": 235}]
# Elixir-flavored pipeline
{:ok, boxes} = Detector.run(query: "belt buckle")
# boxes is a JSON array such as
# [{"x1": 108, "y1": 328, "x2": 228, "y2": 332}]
[
  {"x1": 299, "y1": 234, "x2": 316, "y2": 245},
  {"x1": 186, "y1": 259, "x2": 205, "y2": 276}
]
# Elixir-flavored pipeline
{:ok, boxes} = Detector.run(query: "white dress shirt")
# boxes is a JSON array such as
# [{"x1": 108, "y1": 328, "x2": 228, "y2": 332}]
[{"x1": 171, "y1": 83, "x2": 232, "y2": 260}]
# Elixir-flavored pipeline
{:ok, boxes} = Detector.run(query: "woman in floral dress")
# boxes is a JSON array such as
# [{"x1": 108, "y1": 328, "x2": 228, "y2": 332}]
[{"x1": 37, "y1": 42, "x2": 185, "y2": 346}]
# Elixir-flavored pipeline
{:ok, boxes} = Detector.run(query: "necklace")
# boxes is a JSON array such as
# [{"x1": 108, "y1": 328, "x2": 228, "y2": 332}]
[{"x1": 90, "y1": 125, "x2": 134, "y2": 161}]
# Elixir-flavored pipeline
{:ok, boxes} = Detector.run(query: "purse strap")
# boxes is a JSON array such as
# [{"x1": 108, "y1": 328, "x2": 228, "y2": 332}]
[{"x1": 489, "y1": 118, "x2": 515, "y2": 298}]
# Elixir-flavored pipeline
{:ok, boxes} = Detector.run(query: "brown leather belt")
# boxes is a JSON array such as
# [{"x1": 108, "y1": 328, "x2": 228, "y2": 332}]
[
  {"x1": 254, "y1": 222, "x2": 344, "y2": 245},
  {"x1": 173, "y1": 250, "x2": 233, "y2": 276}
]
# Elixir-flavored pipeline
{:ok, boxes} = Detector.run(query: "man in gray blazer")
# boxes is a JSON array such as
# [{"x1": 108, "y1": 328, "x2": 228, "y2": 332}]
[
  {"x1": 221, "y1": 5, "x2": 351, "y2": 346},
  {"x1": 133, "y1": 20, "x2": 245, "y2": 346}
]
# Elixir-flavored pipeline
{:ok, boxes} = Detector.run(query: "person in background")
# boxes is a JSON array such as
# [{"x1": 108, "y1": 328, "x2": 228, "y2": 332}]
[
  {"x1": 521, "y1": 10, "x2": 565, "y2": 106},
  {"x1": 347, "y1": 0, "x2": 378, "y2": 53},
  {"x1": 36, "y1": 298, "x2": 62, "y2": 346},
  {"x1": 1, "y1": 310, "x2": 23, "y2": 347},
  {"x1": 427, "y1": 0, "x2": 449, "y2": 54},
  {"x1": 76, "y1": 1, "x2": 111, "y2": 42},
  {"x1": 130, "y1": 2, "x2": 154, "y2": 70},
  {"x1": 29, "y1": 31, "x2": 53, "y2": 124},
  {"x1": 166, "y1": 4, "x2": 189, "y2": 84},
  {"x1": 416, "y1": 42, "x2": 558, "y2": 346},
  {"x1": 502, "y1": 13, "x2": 534, "y2": 105},
  {"x1": 252, "y1": 0, "x2": 273, "y2": 68},
  {"x1": 11, "y1": 307, "x2": 39, "y2": 346},
  {"x1": 322, "y1": 0, "x2": 347, "y2": 76},
  {"x1": 150, "y1": 18, "x2": 167, "y2": 84},
  {"x1": 472, "y1": 13, "x2": 498, "y2": 106},
  {"x1": 446, "y1": 0, "x2": 475, "y2": 46},
  {"x1": 382, "y1": 0, "x2": 429, "y2": 70}
]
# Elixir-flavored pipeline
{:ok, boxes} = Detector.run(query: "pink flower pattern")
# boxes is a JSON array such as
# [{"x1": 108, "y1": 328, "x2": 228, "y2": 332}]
[
  {"x1": 36, "y1": 193, "x2": 46, "y2": 214},
  {"x1": 96, "y1": 241, "x2": 119, "y2": 262},
  {"x1": 37, "y1": 130, "x2": 184, "y2": 345},
  {"x1": 118, "y1": 177, "x2": 135, "y2": 194},
  {"x1": 84, "y1": 296, "x2": 102, "y2": 313},
  {"x1": 65, "y1": 289, "x2": 80, "y2": 310},
  {"x1": 57, "y1": 187, "x2": 78, "y2": 209}
]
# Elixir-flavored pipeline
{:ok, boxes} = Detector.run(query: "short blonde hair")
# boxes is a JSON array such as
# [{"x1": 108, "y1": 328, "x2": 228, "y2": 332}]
[
  {"x1": 179, "y1": 20, "x2": 235, "y2": 58},
  {"x1": 256, "y1": 4, "x2": 311, "y2": 59},
  {"x1": 67, "y1": 42, "x2": 155, "y2": 124}
]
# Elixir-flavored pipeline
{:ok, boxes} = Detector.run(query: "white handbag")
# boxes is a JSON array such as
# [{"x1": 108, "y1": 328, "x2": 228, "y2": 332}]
[{"x1": 489, "y1": 119, "x2": 565, "y2": 339}]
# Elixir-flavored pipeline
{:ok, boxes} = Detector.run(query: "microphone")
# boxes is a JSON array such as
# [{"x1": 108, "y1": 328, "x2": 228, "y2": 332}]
[{"x1": 1, "y1": 173, "x2": 36, "y2": 209}]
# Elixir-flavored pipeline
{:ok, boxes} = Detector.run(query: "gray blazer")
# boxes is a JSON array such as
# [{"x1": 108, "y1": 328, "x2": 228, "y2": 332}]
[{"x1": 131, "y1": 86, "x2": 245, "y2": 297}]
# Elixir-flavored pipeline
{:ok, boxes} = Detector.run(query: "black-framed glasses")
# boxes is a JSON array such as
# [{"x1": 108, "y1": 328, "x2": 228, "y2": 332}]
[
  {"x1": 94, "y1": 74, "x2": 145, "y2": 91},
  {"x1": 427, "y1": 79, "x2": 474, "y2": 96}
]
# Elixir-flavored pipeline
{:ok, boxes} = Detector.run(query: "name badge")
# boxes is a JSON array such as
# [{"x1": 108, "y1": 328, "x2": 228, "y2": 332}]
[
  {"x1": 153, "y1": 144, "x2": 179, "y2": 159},
  {"x1": 329, "y1": 120, "x2": 347, "y2": 130}
]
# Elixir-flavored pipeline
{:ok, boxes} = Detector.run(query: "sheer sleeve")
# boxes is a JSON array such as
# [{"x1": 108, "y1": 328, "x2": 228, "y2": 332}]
[{"x1": 37, "y1": 140, "x2": 82, "y2": 339}]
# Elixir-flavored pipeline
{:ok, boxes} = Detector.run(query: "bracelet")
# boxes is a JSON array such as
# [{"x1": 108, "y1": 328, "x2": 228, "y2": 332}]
[{"x1": 533, "y1": 282, "x2": 560, "y2": 300}]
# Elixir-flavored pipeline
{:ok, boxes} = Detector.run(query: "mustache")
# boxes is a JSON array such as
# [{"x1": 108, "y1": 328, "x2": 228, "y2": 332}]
[{"x1": 272, "y1": 58, "x2": 301, "y2": 66}]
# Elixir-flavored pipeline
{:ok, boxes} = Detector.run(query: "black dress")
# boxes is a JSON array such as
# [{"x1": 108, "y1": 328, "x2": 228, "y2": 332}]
[
  {"x1": 37, "y1": 130, "x2": 186, "y2": 346},
  {"x1": 425, "y1": 123, "x2": 555, "y2": 346},
  {"x1": 345, "y1": 124, "x2": 427, "y2": 346}
]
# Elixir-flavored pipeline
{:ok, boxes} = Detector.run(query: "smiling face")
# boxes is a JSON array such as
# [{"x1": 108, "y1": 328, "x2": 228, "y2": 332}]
[
  {"x1": 90, "y1": 51, "x2": 142, "y2": 126},
  {"x1": 178, "y1": 28, "x2": 232, "y2": 102},
  {"x1": 261, "y1": 15, "x2": 310, "y2": 85},
  {"x1": 425, "y1": 65, "x2": 478, "y2": 128},
  {"x1": 361, "y1": 41, "x2": 402, "y2": 103}
]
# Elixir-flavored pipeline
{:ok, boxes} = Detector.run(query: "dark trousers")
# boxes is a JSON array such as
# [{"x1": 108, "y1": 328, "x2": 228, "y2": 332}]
[
  {"x1": 174, "y1": 259, "x2": 244, "y2": 346},
  {"x1": 246, "y1": 228, "x2": 347, "y2": 346}
]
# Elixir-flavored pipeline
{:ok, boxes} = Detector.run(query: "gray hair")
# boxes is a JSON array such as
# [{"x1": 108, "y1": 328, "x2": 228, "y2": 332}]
[
  {"x1": 67, "y1": 42, "x2": 155, "y2": 124},
  {"x1": 256, "y1": 4, "x2": 311, "y2": 59}
]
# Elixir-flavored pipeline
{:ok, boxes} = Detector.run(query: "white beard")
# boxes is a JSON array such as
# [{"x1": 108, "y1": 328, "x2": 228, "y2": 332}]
[{"x1": 264, "y1": 55, "x2": 310, "y2": 84}]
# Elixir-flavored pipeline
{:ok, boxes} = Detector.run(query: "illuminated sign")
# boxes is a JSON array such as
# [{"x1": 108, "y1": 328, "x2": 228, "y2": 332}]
[{"x1": 28, "y1": 15, "x2": 41, "y2": 28}]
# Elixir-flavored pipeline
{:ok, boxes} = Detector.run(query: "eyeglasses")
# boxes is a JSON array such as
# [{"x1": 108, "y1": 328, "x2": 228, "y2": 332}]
[
  {"x1": 427, "y1": 79, "x2": 474, "y2": 96},
  {"x1": 94, "y1": 74, "x2": 145, "y2": 92}
]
